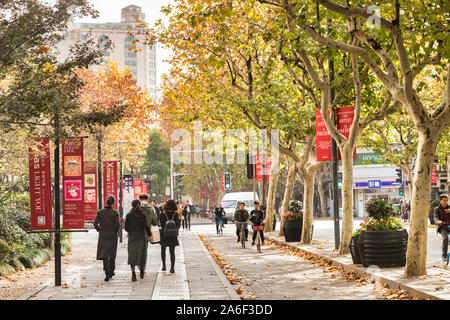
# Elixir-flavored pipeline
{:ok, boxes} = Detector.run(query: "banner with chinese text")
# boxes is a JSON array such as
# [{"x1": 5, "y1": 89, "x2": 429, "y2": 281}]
[
  {"x1": 29, "y1": 138, "x2": 53, "y2": 230},
  {"x1": 83, "y1": 161, "x2": 97, "y2": 221},
  {"x1": 103, "y1": 161, "x2": 118, "y2": 210},
  {"x1": 62, "y1": 137, "x2": 84, "y2": 229}
]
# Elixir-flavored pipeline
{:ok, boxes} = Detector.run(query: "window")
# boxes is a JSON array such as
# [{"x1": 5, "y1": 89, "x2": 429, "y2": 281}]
[
  {"x1": 125, "y1": 52, "x2": 137, "y2": 57},
  {"x1": 102, "y1": 52, "x2": 110, "y2": 57},
  {"x1": 149, "y1": 62, "x2": 155, "y2": 68},
  {"x1": 98, "y1": 34, "x2": 110, "y2": 49},
  {"x1": 125, "y1": 36, "x2": 135, "y2": 42},
  {"x1": 125, "y1": 61, "x2": 137, "y2": 67}
]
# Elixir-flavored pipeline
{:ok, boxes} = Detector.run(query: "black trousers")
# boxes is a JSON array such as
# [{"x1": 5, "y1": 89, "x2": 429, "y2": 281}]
[
  {"x1": 102, "y1": 257, "x2": 115, "y2": 276},
  {"x1": 439, "y1": 228, "x2": 449, "y2": 257},
  {"x1": 161, "y1": 245, "x2": 176, "y2": 268},
  {"x1": 252, "y1": 229, "x2": 264, "y2": 243},
  {"x1": 236, "y1": 224, "x2": 248, "y2": 240},
  {"x1": 182, "y1": 214, "x2": 191, "y2": 230}
]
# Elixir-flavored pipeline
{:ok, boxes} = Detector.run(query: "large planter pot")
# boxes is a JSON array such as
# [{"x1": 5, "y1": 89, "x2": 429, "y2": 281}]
[
  {"x1": 283, "y1": 219, "x2": 302, "y2": 242},
  {"x1": 357, "y1": 229, "x2": 408, "y2": 268},
  {"x1": 349, "y1": 235, "x2": 361, "y2": 265}
]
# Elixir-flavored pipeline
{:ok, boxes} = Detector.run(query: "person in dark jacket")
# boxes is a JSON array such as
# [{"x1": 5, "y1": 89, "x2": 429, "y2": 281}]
[
  {"x1": 151, "y1": 199, "x2": 161, "y2": 219},
  {"x1": 433, "y1": 194, "x2": 450, "y2": 264},
  {"x1": 234, "y1": 202, "x2": 249, "y2": 243},
  {"x1": 182, "y1": 200, "x2": 193, "y2": 231},
  {"x1": 250, "y1": 201, "x2": 265, "y2": 246},
  {"x1": 125, "y1": 199, "x2": 152, "y2": 281},
  {"x1": 94, "y1": 195, "x2": 120, "y2": 282},
  {"x1": 159, "y1": 199, "x2": 181, "y2": 273}
]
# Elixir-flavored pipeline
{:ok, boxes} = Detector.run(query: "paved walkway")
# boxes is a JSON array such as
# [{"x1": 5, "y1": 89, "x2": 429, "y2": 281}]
[{"x1": 17, "y1": 230, "x2": 239, "y2": 300}]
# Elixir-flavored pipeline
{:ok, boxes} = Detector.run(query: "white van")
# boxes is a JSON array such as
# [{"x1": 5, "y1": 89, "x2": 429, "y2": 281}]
[{"x1": 220, "y1": 192, "x2": 259, "y2": 223}]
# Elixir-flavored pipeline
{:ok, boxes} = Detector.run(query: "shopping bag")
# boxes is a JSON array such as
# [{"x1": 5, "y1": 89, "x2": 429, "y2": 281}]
[{"x1": 149, "y1": 225, "x2": 160, "y2": 244}]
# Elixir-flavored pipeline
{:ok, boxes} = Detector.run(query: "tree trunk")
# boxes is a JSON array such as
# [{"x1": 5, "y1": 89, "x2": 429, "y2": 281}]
[
  {"x1": 300, "y1": 172, "x2": 315, "y2": 244},
  {"x1": 316, "y1": 164, "x2": 329, "y2": 217},
  {"x1": 339, "y1": 145, "x2": 355, "y2": 255},
  {"x1": 404, "y1": 130, "x2": 439, "y2": 277},
  {"x1": 279, "y1": 161, "x2": 297, "y2": 236},
  {"x1": 264, "y1": 168, "x2": 281, "y2": 233}
]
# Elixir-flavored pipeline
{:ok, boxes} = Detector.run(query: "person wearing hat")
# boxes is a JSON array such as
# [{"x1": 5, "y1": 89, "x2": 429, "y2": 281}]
[
  {"x1": 234, "y1": 202, "x2": 249, "y2": 243},
  {"x1": 94, "y1": 195, "x2": 120, "y2": 281},
  {"x1": 250, "y1": 201, "x2": 265, "y2": 246}
]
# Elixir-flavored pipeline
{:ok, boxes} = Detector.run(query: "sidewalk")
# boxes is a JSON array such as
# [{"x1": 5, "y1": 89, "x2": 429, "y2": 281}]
[
  {"x1": 17, "y1": 230, "x2": 239, "y2": 300},
  {"x1": 261, "y1": 230, "x2": 450, "y2": 300}
]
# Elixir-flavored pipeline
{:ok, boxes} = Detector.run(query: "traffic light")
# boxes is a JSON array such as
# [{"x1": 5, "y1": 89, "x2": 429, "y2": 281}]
[
  {"x1": 224, "y1": 172, "x2": 231, "y2": 191},
  {"x1": 395, "y1": 168, "x2": 403, "y2": 184},
  {"x1": 399, "y1": 187, "x2": 404, "y2": 196}
]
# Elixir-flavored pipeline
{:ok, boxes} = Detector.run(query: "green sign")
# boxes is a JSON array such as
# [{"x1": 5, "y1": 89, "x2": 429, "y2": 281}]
[{"x1": 353, "y1": 152, "x2": 389, "y2": 166}]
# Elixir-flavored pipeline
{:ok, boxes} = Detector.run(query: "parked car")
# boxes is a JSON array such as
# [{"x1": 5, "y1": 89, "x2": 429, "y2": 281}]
[{"x1": 220, "y1": 192, "x2": 259, "y2": 223}]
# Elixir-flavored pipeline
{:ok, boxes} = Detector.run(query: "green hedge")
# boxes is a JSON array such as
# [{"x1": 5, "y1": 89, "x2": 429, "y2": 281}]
[{"x1": 0, "y1": 193, "x2": 72, "y2": 277}]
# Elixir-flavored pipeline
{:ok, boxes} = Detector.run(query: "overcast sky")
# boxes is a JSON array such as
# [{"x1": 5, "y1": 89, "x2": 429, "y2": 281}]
[{"x1": 71, "y1": 0, "x2": 176, "y2": 90}]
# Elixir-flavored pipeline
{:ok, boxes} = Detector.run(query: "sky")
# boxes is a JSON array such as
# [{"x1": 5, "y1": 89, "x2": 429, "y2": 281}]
[{"x1": 72, "y1": 0, "x2": 176, "y2": 89}]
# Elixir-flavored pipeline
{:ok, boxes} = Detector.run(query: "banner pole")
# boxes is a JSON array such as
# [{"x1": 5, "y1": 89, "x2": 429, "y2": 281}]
[{"x1": 54, "y1": 136, "x2": 61, "y2": 286}]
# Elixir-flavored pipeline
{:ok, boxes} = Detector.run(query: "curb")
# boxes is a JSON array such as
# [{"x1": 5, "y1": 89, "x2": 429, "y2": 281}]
[
  {"x1": 194, "y1": 233, "x2": 241, "y2": 300},
  {"x1": 263, "y1": 235, "x2": 442, "y2": 300}
]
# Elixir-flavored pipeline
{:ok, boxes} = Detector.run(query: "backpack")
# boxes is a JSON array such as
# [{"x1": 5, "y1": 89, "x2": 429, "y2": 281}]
[{"x1": 164, "y1": 212, "x2": 178, "y2": 238}]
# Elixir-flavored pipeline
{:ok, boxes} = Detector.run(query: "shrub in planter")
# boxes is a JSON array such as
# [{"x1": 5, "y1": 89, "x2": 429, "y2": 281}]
[
  {"x1": 282, "y1": 200, "x2": 303, "y2": 242},
  {"x1": 356, "y1": 198, "x2": 407, "y2": 268},
  {"x1": 350, "y1": 229, "x2": 362, "y2": 264}
]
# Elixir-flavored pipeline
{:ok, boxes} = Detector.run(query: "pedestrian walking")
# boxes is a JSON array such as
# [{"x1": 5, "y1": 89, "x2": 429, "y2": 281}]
[
  {"x1": 401, "y1": 200, "x2": 410, "y2": 222},
  {"x1": 433, "y1": 194, "x2": 450, "y2": 265},
  {"x1": 250, "y1": 201, "x2": 265, "y2": 246},
  {"x1": 125, "y1": 199, "x2": 152, "y2": 281},
  {"x1": 140, "y1": 193, "x2": 159, "y2": 229},
  {"x1": 160, "y1": 199, "x2": 181, "y2": 273},
  {"x1": 183, "y1": 200, "x2": 193, "y2": 231},
  {"x1": 151, "y1": 199, "x2": 161, "y2": 219},
  {"x1": 94, "y1": 195, "x2": 120, "y2": 282}
]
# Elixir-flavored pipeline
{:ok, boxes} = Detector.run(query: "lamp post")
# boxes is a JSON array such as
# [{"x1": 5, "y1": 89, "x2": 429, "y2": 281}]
[
  {"x1": 95, "y1": 126, "x2": 105, "y2": 210},
  {"x1": 113, "y1": 140, "x2": 128, "y2": 243}
]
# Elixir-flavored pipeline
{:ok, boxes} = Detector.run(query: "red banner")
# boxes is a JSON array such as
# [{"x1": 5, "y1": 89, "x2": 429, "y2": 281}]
[
  {"x1": 315, "y1": 107, "x2": 356, "y2": 161},
  {"x1": 103, "y1": 161, "x2": 118, "y2": 210},
  {"x1": 29, "y1": 138, "x2": 53, "y2": 230},
  {"x1": 83, "y1": 161, "x2": 97, "y2": 221},
  {"x1": 143, "y1": 183, "x2": 149, "y2": 195},
  {"x1": 62, "y1": 137, "x2": 84, "y2": 229},
  {"x1": 315, "y1": 109, "x2": 332, "y2": 161},
  {"x1": 256, "y1": 154, "x2": 271, "y2": 182},
  {"x1": 431, "y1": 166, "x2": 437, "y2": 185},
  {"x1": 134, "y1": 178, "x2": 143, "y2": 198},
  {"x1": 337, "y1": 106, "x2": 357, "y2": 160}
]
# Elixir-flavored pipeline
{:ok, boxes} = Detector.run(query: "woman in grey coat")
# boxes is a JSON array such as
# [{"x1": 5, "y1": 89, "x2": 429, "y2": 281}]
[
  {"x1": 125, "y1": 199, "x2": 151, "y2": 281},
  {"x1": 94, "y1": 195, "x2": 120, "y2": 282}
]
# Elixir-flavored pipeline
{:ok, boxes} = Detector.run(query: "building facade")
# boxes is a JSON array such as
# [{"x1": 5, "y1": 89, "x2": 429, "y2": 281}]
[{"x1": 57, "y1": 5, "x2": 157, "y2": 98}]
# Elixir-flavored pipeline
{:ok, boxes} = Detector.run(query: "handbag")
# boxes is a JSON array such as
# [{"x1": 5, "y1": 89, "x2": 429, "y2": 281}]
[{"x1": 149, "y1": 225, "x2": 160, "y2": 244}]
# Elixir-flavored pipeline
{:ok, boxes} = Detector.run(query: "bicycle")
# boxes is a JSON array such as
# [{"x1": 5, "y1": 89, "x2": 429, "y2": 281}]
[
  {"x1": 217, "y1": 220, "x2": 224, "y2": 236},
  {"x1": 252, "y1": 225, "x2": 263, "y2": 253},
  {"x1": 236, "y1": 221, "x2": 248, "y2": 249}
]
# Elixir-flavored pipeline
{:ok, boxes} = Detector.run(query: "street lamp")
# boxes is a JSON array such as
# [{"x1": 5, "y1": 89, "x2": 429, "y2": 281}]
[
  {"x1": 95, "y1": 125, "x2": 105, "y2": 210},
  {"x1": 113, "y1": 140, "x2": 128, "y2": 243}
]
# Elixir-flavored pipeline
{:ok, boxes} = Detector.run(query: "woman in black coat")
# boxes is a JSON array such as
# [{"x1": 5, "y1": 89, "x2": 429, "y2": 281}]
[
  {"x1": 125, "y1": 199, "x2": 151, "y2": 282},
  {"x1": 94, "y1": 195, "x2": 120, "y2": 282},
  {"x1": 159, "y1": 199, "x2": 180, "y2": 273}
]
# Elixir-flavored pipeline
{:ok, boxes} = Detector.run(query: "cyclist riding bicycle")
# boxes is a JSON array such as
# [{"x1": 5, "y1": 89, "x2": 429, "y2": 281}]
[
  {"x1": 214, "y1": 203, "x2": 226, "y2": 234},
  {"x1": 434, "y1": 194, "x2": 450, "y2": 265},
  {"x1": 250, "y1": 201, "x2": 265, "y2": 246},
  {"x1": 234, "y1": 202, "x2": 249, "y2": 243}
]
